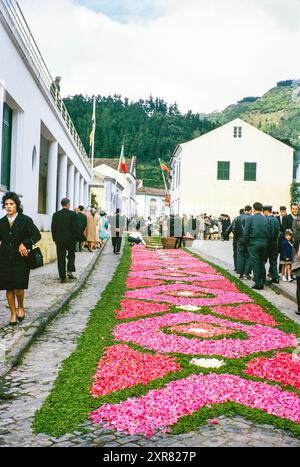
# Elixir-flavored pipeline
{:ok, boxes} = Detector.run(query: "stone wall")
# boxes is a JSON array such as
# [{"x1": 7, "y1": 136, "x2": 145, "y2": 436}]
[{"x1": 38, "y1": 232, "x2": 56, "y2": 264}]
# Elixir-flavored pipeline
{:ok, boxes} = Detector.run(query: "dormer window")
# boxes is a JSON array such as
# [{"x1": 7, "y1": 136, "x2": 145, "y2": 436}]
[{"x1": 234, "y1": 126, "x2": 242, "y2": 138}]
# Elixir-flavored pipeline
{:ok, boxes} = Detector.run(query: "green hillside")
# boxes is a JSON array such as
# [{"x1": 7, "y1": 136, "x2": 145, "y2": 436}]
[
  {"x1": 64, "y1": 94, "x2": 217, "y2": 188},
  {"x1": 212, "y1": 81, "x2": 300, "y2": 149}
]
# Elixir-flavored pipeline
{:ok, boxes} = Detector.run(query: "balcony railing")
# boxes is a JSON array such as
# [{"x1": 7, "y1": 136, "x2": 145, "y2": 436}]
[{"x1": 0, "y1": 0, "x2": 91, "y2": 170}]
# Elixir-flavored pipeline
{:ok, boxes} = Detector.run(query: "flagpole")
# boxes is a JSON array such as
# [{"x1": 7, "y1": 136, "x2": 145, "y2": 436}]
[
  {"x1": 91, "y1": 97, "x2": 96, "y2": 171},
  {"x1": 111, "y1": 143, "x2": 125, "y2": 214},
  {"x1": 159, "y1": 158, "x2": 169, "y2": 195}
]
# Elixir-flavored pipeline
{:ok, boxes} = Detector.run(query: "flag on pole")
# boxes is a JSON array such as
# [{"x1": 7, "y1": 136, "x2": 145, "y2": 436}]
[
  {"x1": 160, "y1": 162, "x2": 171, "y2": 173},
  {"x1": 159, "y1": 158, "x2": 169, "y2": 195},
  {"x1": 89, "y1": 97, "x2": 96, "y2": 149},
  {"x1": 118, "y1": 145, "x2": 127, "y2": 174}
]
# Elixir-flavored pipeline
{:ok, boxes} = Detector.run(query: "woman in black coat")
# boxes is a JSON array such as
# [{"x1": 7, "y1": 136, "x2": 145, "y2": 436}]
[{"x1": 0, "y1": 192, "x2": 41, "y2": 326}]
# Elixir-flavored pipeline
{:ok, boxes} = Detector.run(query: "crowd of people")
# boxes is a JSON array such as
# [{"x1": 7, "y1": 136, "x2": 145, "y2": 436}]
[
  {"x1": 224, "y1": 202, "x2": 300, "y2": 317},
  {"x1": 1, "y1": 190, "x2": 300, "y2": 327}
]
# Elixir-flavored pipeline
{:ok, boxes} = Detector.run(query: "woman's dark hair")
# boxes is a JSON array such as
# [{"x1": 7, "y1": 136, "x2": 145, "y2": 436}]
[{"x1": 2, "y1": 192, "x2": 23, "y2": 213}]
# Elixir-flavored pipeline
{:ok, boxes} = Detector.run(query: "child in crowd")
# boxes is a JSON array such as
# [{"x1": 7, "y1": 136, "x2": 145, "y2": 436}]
[{"x1": 280, "y1": 229, "x2": 294, "y2": 282}]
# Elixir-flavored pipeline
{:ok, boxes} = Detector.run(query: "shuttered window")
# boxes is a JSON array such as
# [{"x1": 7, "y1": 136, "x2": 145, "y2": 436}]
[
  {"x1": 217, "y1": 161, "x2": 230, "y2": 180},
  {"x1": 244, "y1": 162, "x2": 257, "y2": 181},
  {"x1": 1, "y1": 103, "x2": 13, "y2": 190}
]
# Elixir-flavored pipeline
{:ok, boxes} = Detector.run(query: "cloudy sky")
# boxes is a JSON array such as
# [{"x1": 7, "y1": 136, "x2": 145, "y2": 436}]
[{"x1": 20, "y1": 0, "x2": 300, "y2": 113}]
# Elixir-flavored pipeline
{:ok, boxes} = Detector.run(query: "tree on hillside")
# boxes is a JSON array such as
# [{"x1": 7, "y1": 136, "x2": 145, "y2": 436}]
[{"x1": 64, "y1": 94, "x2": 218, "y2": 187}]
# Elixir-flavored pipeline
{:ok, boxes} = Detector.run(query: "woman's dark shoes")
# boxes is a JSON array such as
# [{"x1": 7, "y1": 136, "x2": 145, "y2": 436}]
[
  {"x1": 17, "y1": 311, "x2": 25, "y2": 323},
  {"x1": 252, "y1": 285, "x2": 263, "y2": 290},
  {"x1": 245, "y1": 274, "x2": 252, "y2": 280},
  {"x1": 67, "y1": 272, "x2": 76, "y2": 280},
  {"x1": 239, "y1": 275, "x2": 244, "y2": 280},
  {"x1": 9, "y1": 321, "x2": 18, "y2": 327}
]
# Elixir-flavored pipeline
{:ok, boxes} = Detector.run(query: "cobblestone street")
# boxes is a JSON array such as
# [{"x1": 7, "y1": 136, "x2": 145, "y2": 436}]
[
  {"x1": 0, "y1": 243, "x2": 299, "y2": 447},
  {"x1": 0, "y1": 248, "x2": 101, "y2": 377}
]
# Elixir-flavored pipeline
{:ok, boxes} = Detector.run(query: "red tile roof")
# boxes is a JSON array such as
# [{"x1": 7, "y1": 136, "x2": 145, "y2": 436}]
[{"x1": 94, "y1": 157, "x2": 136, "y2": 174}]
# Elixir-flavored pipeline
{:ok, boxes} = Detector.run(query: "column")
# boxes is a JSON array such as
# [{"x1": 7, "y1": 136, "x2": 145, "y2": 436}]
[
  {"x1": 74, "y1": 169, "x2": 80, "y2": 208},
  {"x1": 46, "y1": 140, "x2": 58, "y2": 215},
  {"x1": 79, "y1": 176, "x2": 84, "y2": 206},
  {"x1": 296, "y1": 163, "x2": 300, "y2": 183},
  {"x1": 0, "y1": 84, "x2": 4, "y2": 183},
  {"x1": 88, "y1": 185, "x2": 92, "y2": 209},
  {"x1": 84, "y1": 181, "x2": 89, "y2": 207},
  {"x1": 67, "y1": 163, "x2": 75, "y2": 208},
  {"x1": 57, "y1": 154, "x2": 68, "y2": 210}
]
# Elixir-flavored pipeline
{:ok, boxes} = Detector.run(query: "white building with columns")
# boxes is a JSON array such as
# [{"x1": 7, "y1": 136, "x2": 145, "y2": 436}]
[
  {"x1": 0, "y1": 1, "x2": 92, "y2": 261},
  {"x1": 170, "y1": 118, "x2": 294, "y2": 220},
  {"x1": 92, "y1": 158, "x2": 137, "y2": 217}
]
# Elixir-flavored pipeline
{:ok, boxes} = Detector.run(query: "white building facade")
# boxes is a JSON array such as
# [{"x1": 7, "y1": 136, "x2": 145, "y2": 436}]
[
  {"x1": 136, "y1": 186, "x2": 169, "y2": 221},
  {"x1": 170, "y1": 118, "x2": 294, "y2": 219},
  {"x1": 92, "y1": 158, "x2": 137, "y2": 217},
  {"x1": 0, "y1": 0, "x2": 92, "y2": 252}
]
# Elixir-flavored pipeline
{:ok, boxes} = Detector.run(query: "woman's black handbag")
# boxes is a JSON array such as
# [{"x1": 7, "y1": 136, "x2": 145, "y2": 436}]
[{"x1": 26, "y1": 246, "x2": 44, "y2": 270}]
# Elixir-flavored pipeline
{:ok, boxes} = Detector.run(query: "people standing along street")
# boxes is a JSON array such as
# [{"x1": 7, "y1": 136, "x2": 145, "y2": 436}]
[
  {"x1": 243, "y1": 202, "x2": 271, "y2": 290},
  {"x1": 0, "y1": 192, "x2": 41, "y2": 326},
  {"x1": 282, "y1": 203, "x2": 299, "y2": 232},
  {"x1": 235, "y1": 206, "x2": 252, "y2": 280},
  {"x1": 276, "y1": 206, "x2": 287, "y2": 233},
  {"x1": 280, "y1": 230, "x2": 294, "y2": 282},
  {"x1": 76, "y1": 206, "x2": 87, "y2": 252},
  {"x1": 109, "y1": 209, "x2": 126, "y2": 255},
  {"x1": 222, "y1": 215, "x2": 231, "y2": 241},
  {"x1": 225, "y1": 209, "x2": 243, "y2": 272},
  {"x1": 99, "y1": 212, "x2": 110, "y2": 243},
  {"x1": 51, "y1": 198, "x2": 78, "y2": 283},
  {"x1": 147, "y1": 217, "x2": 152, "y2": 237},
  {"x1": 197, "y1": 215, "x2": 205, "y2": 240},
  {"x1": 86, "y1": 208, "x2": 100, "y2": 252},
  {"x1": 263, "y1": 205, "x2": 280, "y2": 284}
]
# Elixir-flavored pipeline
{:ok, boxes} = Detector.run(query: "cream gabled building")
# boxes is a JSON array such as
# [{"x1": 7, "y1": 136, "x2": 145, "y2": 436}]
[{"x1": 170, "y1": 118, "x2": 294, "y2": 219}]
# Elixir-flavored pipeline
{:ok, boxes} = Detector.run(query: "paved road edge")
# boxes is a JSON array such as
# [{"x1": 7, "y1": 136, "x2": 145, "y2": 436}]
[{"x1": 0, "y1": 243, "x2": 108, "y2": 379}]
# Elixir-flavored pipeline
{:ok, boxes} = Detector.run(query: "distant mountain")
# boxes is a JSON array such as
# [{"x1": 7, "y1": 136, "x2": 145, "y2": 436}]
[{"x1": 208, "y1": 80, "x2": 300, "y2": 149}]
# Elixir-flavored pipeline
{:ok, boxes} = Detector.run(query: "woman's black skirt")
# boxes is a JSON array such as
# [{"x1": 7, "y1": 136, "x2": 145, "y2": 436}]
[{"x1": 0, "y1": 258, "x2": 30, "y2": 291}]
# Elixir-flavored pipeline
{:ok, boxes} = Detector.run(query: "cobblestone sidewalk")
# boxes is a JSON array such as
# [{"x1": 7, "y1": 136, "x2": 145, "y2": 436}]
[
  {"x1": 0, "y1": 243, "x2": 299, "y2": 447},
  {"x1": 0, "y1": 248, "x2": 102, "y2": 376}
]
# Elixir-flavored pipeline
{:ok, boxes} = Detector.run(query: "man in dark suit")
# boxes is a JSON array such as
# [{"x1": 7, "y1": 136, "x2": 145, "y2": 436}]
[
  {"x1": 276, "y1": 206, "x2": 287, "y2": 233},
  {"x1": 282, "y1": 203, "x2": 299, "y2": 232},
  {"x1": 231, "y1": 206, "x2": 253, "y2": 279},
  {"x1": 76, "y1": 206, "x2": 87, "y2": 252},
  {"x1": 51, "y1": 198, "x2": 78, "y2": 283},
  {"x1": 109, "y1": 209, "x2": 126, "y2": 255},
  {"x1": 263, "y1": 205, "x2": 280, "y2": 284},
  {"x1": 243, "y1": 202, "x2": 271, "y2": 290}
]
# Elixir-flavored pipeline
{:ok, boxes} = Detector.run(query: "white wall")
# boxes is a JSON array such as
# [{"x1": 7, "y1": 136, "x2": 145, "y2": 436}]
[
  {"x1": 171, "y1": 119, "x2": 294, "y2": 219},
  {"x1": 0, "y1": 14, "x2": 91, "y2": 229},
  {"x1": 94, "y1": 164, "x2": 136, "y2": 217},
  {"x1": 136, "y1": 194, "x2": 169, "y2": 220}
]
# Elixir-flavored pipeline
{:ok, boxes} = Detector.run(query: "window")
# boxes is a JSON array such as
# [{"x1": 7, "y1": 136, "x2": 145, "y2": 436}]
[
  {"x1": 234, "y1": 126, "x2": 242, "y2": 138},
  {"x1": 244, "y1": 162, "x2": 257, "y2": 181},
  {"x1": 1, "y1": 103, "x2": 13, "y2": 189},
  {"x1": 217, "y1": 161, "x2": 230, "y2": 180}
]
